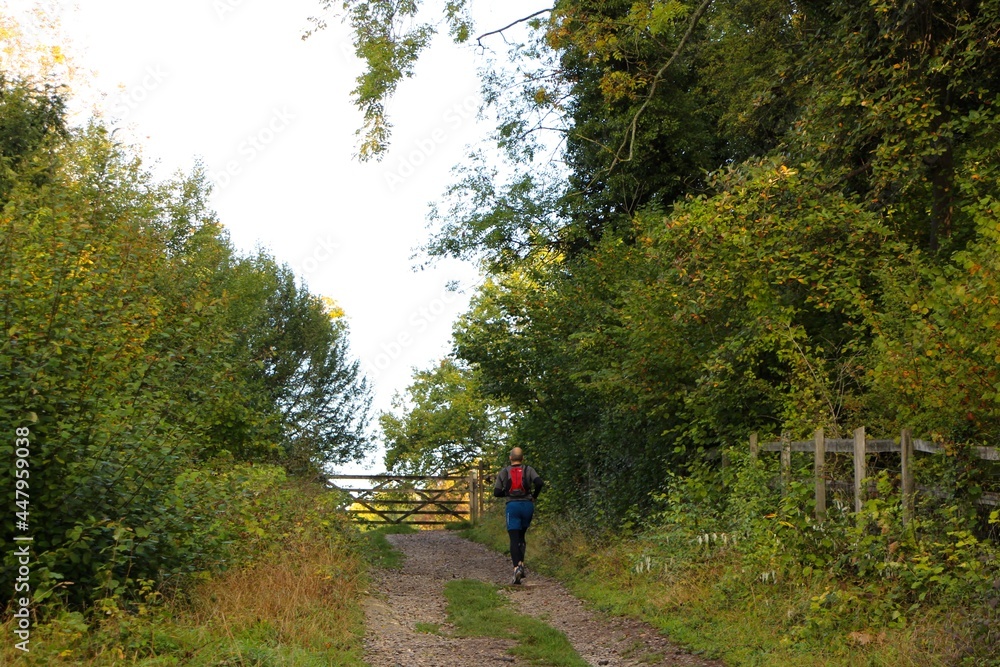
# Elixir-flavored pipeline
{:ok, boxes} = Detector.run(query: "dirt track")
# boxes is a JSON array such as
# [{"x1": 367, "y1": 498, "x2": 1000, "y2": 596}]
[{"x1": 363, "y1": 531, "x2": 723, "y2": 667}]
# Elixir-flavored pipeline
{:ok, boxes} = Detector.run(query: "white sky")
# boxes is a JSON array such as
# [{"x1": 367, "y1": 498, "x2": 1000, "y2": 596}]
[{"x1": 5, "y1": 0, "x2": 539, "y2": 473}]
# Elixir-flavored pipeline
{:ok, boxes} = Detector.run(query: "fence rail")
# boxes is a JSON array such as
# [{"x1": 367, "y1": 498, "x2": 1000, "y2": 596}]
[
  {"x1": 759, "y1": 438, "x2": 1000, "y2": 460},
  {"x1": 327, "y1": 470, "x2": 487, "y2": 526},
  {"x1": 747, "y1": 429, "x2": 999, "y2": 525}
]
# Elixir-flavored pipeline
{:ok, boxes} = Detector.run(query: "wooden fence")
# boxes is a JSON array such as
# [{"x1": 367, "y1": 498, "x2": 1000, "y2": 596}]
[{"x1": 747, "y1": 428, "x2": 1000, "y2": 524}]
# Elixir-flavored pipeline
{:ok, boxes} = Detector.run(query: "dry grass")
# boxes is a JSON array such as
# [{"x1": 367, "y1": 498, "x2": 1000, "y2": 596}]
[
  {"x1": 0, "y1": 535, "x2": 368, "y2": 666},
  {"x1": 193, "y1": 538, "x2": 364, "y2": 652}
]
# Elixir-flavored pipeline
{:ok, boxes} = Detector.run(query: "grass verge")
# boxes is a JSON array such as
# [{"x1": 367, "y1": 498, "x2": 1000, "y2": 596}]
[
  {"x1": 462, "y1": 508, "x2": 978, "y2": 667},
  {"x1": 442, "y1": 579, "x2": 588, "y2": 667}
]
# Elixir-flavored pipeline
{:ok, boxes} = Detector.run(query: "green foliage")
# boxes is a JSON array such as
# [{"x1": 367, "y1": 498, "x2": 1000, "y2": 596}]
[
  {"x1": 0, "y1": 77, "x2": 372, "y2": 609},
  {"x1": 1, "y1": 475, "x2": 370, "y2": 666},
  {"x1": 446, "y1": 159, "x2": 898, "y2": 526},
  {"x1": 306, "y1": 0, "x2": 473, "y2": 160},
  {"x1": 660, "y1": 455, "x2": 1000, "y2": 654},
  {"x1": 380, "y1": 356, "x2": 502, "y2": 473},
  {"x1": 342, "y1": 1, "x2": 1000, "y2": 649},
  {"x1": 204, "y1": 251, "x2": 371, "y2": 470},
  {"x1": 362, "y1": 0, "x2": 1000, "y2": 532},
  {"x1": 787, "y1": 1, "x2": 1000, "y2": 254},
  {"x1": 870, "y1": 200, "x2": 1000, "y2": 441},
  {"x1": 469, "y1": 496, "x2": 1000, "y2": 665},
  {"x1": 0, "y1": 74, "x2": 66, "y2": 203},
  {"x1": 424, "y1": 164, "x2": 570, "y2": 274}
]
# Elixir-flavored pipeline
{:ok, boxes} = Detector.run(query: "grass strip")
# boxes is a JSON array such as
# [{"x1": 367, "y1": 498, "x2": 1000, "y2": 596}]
[
  {"x1": 443, "y1": 579, "x2": 588, "y2": 667},
  {"x1": 360, "y1": 523, "x2": 416, "y2": 569}
]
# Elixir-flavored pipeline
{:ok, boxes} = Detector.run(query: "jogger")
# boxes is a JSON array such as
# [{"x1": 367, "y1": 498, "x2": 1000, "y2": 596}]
[{"x1": 494, "y1": 447, "x2": 543, "y2": 584}]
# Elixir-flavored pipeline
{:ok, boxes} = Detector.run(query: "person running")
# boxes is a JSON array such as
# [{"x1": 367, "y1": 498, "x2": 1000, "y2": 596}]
[{"x1": 493, "y1": 447, "x2": 543, "y2": 585}]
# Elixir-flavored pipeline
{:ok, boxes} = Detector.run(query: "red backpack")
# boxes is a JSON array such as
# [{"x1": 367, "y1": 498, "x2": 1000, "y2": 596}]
[{"x1": 509, "y1": 466, "x2": 528, "y2": 498}]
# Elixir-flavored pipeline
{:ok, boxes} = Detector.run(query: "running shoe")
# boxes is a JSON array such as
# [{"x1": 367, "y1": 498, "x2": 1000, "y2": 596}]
[{"x1": 513, "y1": 564, "x2": 525, "y2": 585}]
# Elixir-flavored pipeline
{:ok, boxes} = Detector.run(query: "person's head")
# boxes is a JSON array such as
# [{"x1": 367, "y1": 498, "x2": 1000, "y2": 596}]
[{"x1": 509, "y1": 447, "x2": 524, "y2": 464}]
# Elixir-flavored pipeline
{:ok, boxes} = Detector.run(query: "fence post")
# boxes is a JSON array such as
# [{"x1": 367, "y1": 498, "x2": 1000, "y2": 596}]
[
  {"x1": 853, "y1": 426, "x2": 866, "y2": 514},
  {"x1": 901, "y1": 428, "x2": 915, "y2": 526},
  {"x1": 478, "y1": 460, "x2": 486, "y2": 519},
  {"x1": 468, "y1": 471, "x2": 478, "y2": 524},
  {"x1": 750, "y1": 432, "x2": 759, "y2": 461},
  {"x1": 814, "y1": 428, "x2": 826, "y2": 521},
  {"x1": 781, "y1": 432, "x2": 791, "y2": 496}
]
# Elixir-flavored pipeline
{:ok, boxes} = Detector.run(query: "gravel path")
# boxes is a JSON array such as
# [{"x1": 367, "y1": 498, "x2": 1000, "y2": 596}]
[{"x1": 362, "y1": 531, "x2": 723, "y2": 667}]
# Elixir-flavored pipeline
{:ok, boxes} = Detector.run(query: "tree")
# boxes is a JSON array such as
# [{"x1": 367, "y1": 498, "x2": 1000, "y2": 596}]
[
  {"x1": 1, "y1": 108, "x2": 242, "y2": 604},
  {"x1": 216, "y1": 254, "x2": 372, "y2": 471},
  {"x1": 330, "y1": 0, "x2": 1000, "y2": 527},
  {"x1": 0, "y1": 76, "x2": 373, "y2": 606},
  {"x1": 0, "y1": 73, "x2": 66, "y2": 203},
  {"x1": 381, "y1": 357, "x2": 503, "y2": 474}
]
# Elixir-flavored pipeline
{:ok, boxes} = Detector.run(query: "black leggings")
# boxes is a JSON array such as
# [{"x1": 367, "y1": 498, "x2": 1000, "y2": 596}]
[{"x1": 508, "y1": 529, "x2": 527, "y2": 567}]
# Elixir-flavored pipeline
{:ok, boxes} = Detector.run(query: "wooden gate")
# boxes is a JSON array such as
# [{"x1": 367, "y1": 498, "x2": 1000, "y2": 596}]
[{"x1": 328, "y1": 472, "x2": 485, "y2": 526}]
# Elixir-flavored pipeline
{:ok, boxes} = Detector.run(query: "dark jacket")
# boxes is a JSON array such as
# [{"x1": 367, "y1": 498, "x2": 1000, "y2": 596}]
[{"x1": 493, "y1": 464, "x2": 543, "y2": 503}]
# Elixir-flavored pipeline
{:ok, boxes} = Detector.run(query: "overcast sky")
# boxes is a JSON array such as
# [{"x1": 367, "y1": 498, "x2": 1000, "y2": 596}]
[{"x1": 6, "y1": 0, "x2": 538, "y2": 473}]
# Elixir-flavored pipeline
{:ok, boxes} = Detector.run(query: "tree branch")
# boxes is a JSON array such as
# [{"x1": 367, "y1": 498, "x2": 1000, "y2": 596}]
[
  {"x1": 605, "y1": 0, "x2": 713, "y2": 175},
  {"x1": 476, "y1": 8, "x2": 553, "y2": 48}
]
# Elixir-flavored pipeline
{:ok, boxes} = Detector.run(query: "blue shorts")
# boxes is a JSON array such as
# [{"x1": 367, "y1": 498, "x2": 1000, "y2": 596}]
[{"x1": 505, "y1": 500, "x2": 534, "y2": 531}]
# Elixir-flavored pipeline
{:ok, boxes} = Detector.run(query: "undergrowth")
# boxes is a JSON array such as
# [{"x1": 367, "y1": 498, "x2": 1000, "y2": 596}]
[
  {"x1": 0, "y1": 469, "x2": 374, "y2": 666},
  {"x1": 463, "y1": 451, "x2": 1000, "y2": 667}
]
